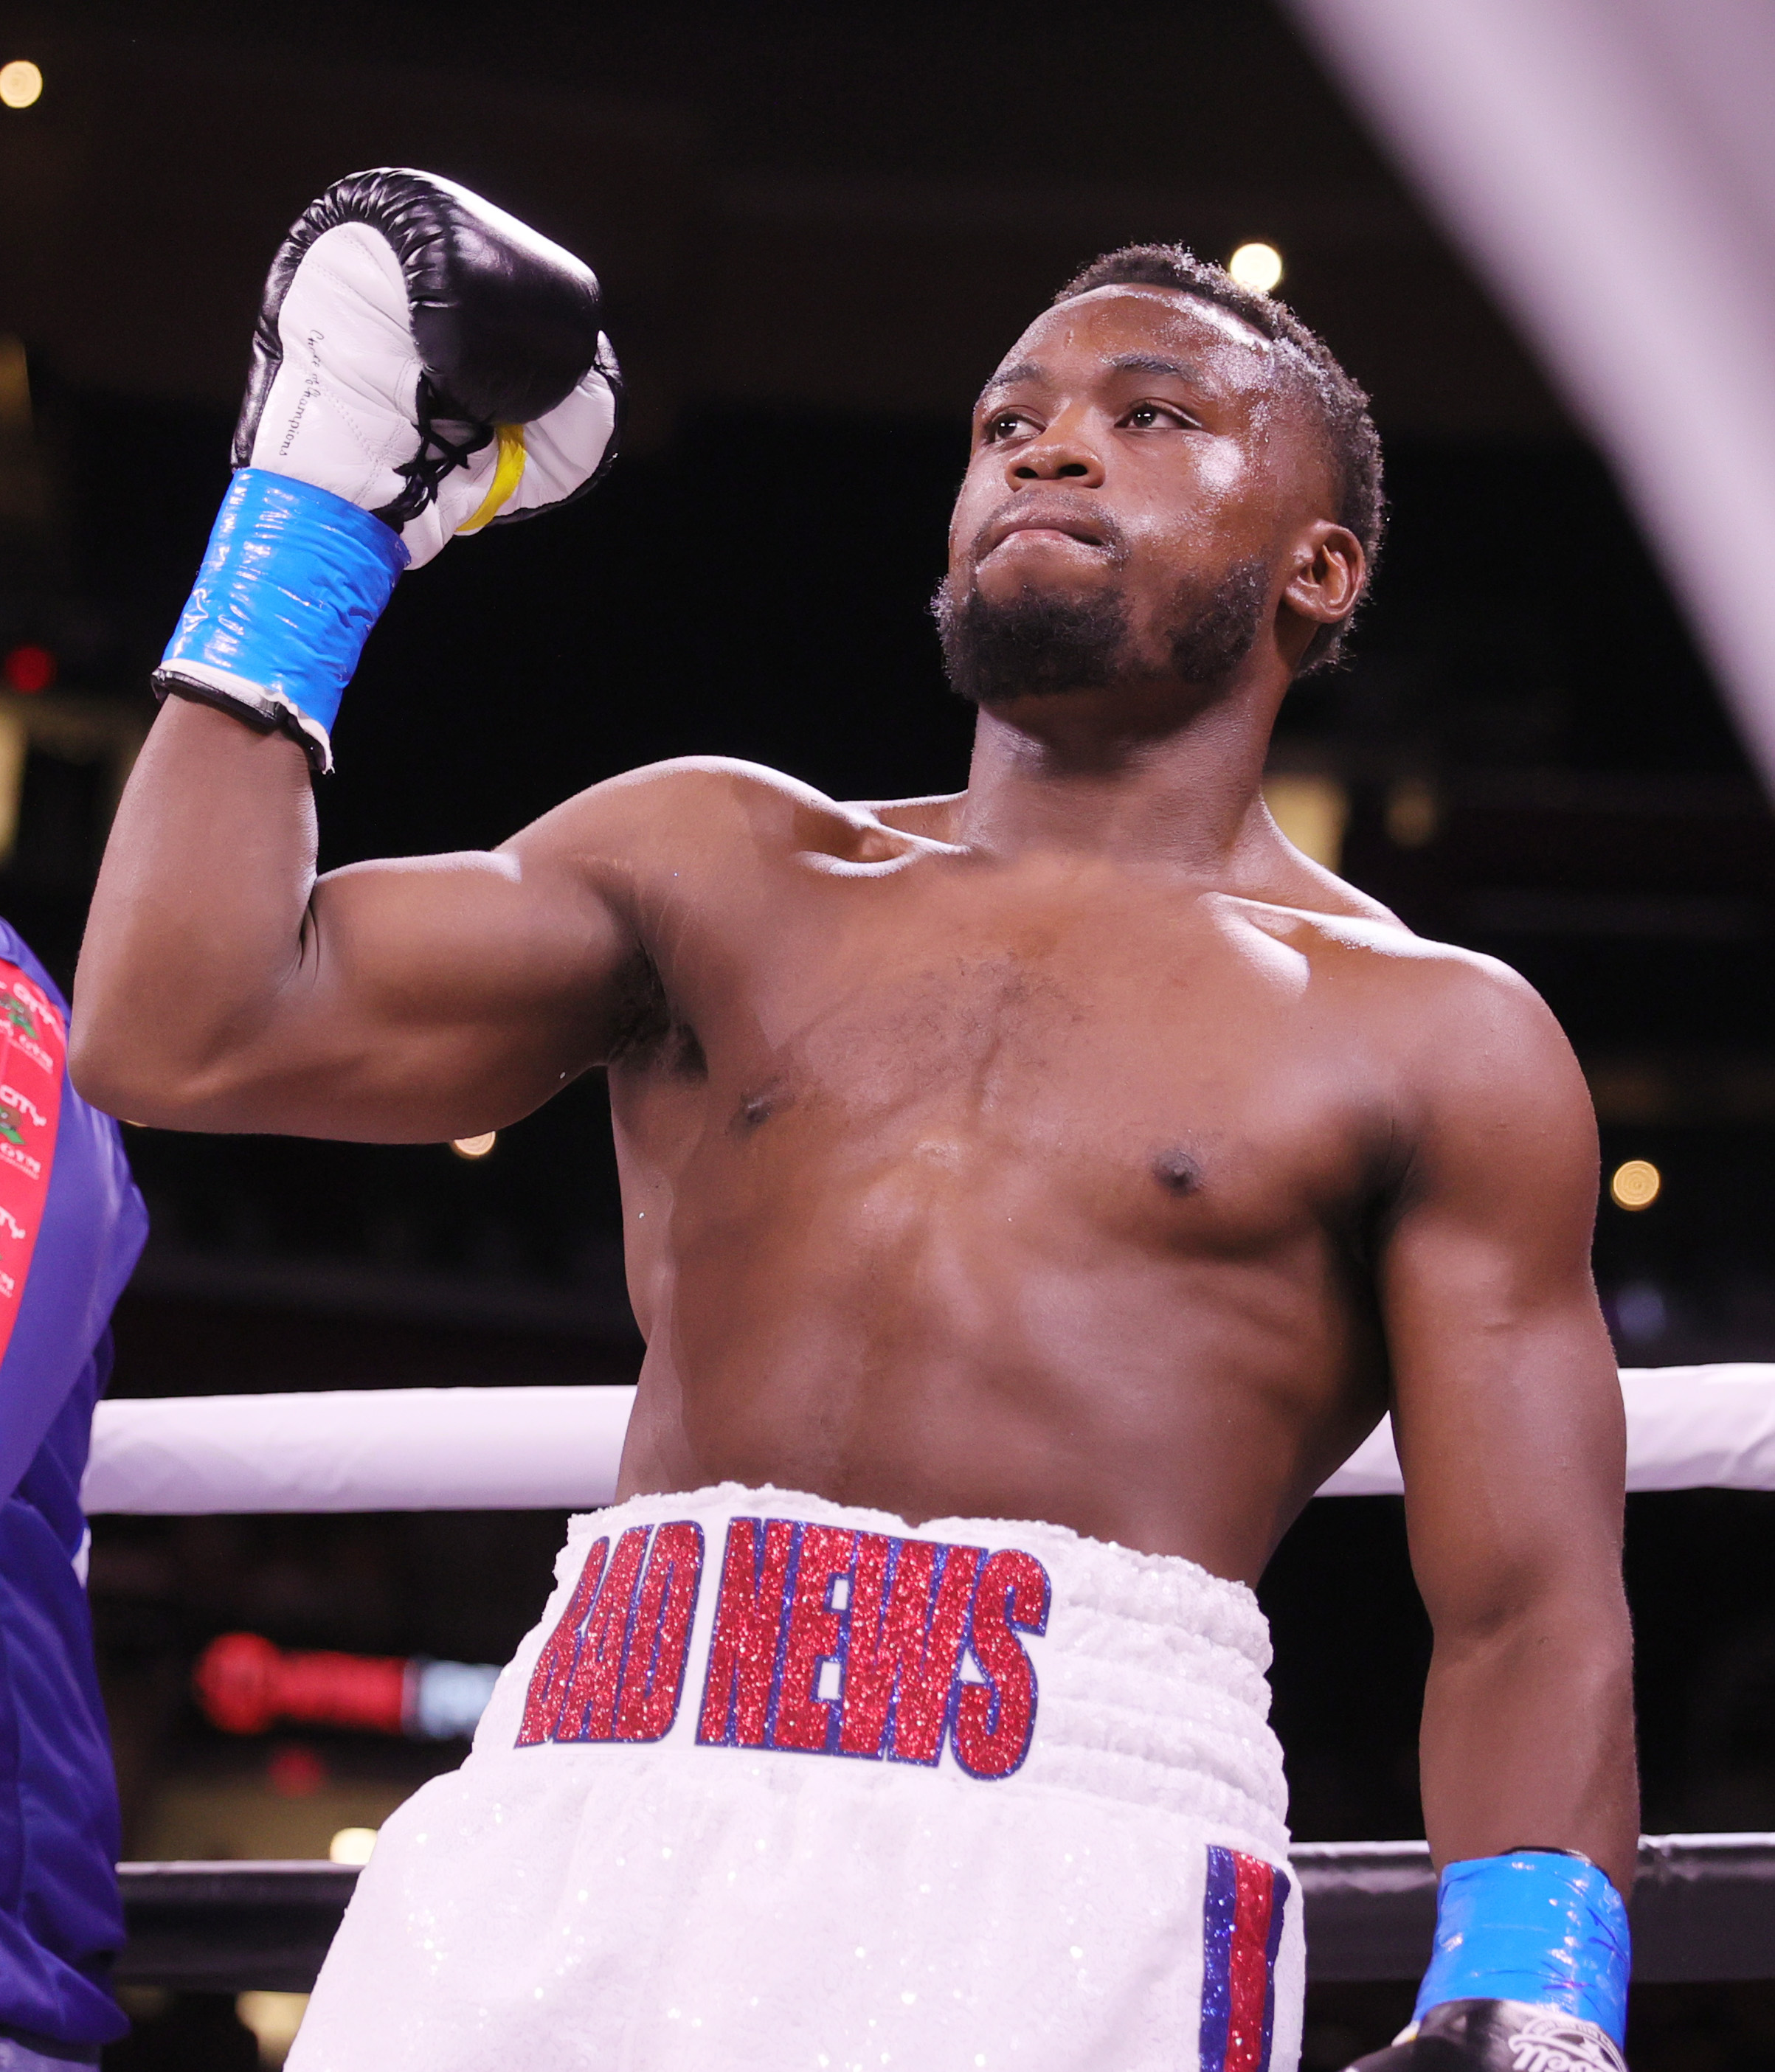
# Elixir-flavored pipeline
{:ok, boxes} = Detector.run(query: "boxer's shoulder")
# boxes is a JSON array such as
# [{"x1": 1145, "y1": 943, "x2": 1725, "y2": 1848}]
[
  {"x1": 1220, "y1": 884, "x2": 1586, "y2": 1120},
  {"x1": 1219, "y1": 869, "x2": 1541, "y2": 1012},
  {"x1": 521, "y1": 758, "x2": 944, "y2": 885}
]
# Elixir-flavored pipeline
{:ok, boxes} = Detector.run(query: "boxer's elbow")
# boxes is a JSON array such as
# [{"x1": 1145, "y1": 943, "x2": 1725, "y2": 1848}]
[
  {"x1": 1442, "y1": 1591, "x2": 1631, "y2": 1690},
  {"x1": 1436, "y1": 1547, "x2": 1630, "y2": 1645},
  {"x1": 1428, "y1": 1571, "x2": 1634, "y2": 1728},
  {"x1": 69, "y1": 1013, "x2": 218, "y2": 1126},
  {"x1": 67, "y1": 1023, "x2": 132, "y2": 1118},
  {"x1": 70, "y1": 983, "x2": 270, "y2": 1129},
  {"x1": 73, "y1": 923, "x2": 204, "y2": 1120}
]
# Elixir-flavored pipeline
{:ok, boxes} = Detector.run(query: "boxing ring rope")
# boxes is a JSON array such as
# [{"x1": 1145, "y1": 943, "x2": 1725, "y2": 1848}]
[
  {"x1": 94, "y1": 1368, "x2": 1775, "y2": 1995},
  {"x1": 111, "y1": 1834, "x2": 1775, "y2": 1995},
  {"x1": 80, "y1": 1365, "x2": 1775, "y2": 1514}
]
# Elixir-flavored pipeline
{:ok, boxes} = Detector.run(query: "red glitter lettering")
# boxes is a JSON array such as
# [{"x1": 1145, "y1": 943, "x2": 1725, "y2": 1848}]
[
  {"x1": 837, "y1": 1534, "x2": 909, "y2": 1758},
  {"x1": 952, "y1": 1548, "x2": 1050, "y2": 1778},
  {"x1": 839, "y1": 1534, "x2": 981, "y2": 1764},
  {"x1": 614, "y1": 1522, "x2": 706, "y2": 1742},
  {"x1": 516, "y1": 1536, "x2": 609, "y2": 1746},
  {"x1": 553, "y1": 1526, "x2": 649, "y2": 1742},
  {"x1": 696, "y1": 1517, "x2": 795, "y2": 1747},
  {"x1": 1226, "y1": 1851, "x2": 1279, "y2": 2072},
  {"x1": 770, "y1": 1525, "x2": 857, "y2": 1752}
]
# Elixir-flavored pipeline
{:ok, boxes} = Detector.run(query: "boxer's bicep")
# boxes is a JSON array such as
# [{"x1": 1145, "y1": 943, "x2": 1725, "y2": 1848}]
[
  {"x1": 103, "y1": 780, "x2": 647, "y2": 1141},
  {"x1": 255, "y1": 764, "x2": 762, "y2": 1137},
  {"x1": 283, "y1": 834, "x2": 635, "y2": 1137}
]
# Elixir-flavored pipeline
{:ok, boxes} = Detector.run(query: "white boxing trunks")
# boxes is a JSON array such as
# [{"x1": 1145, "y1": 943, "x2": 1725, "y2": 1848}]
[{"x1": 289, "y1": 1484, "x2": 1303, "y2": 2072}]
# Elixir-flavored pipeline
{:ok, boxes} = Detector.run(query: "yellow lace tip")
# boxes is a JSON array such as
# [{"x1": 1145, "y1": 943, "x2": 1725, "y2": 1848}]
[{"x1": 457, "y1": 423, "x2": 526, "y2": 533}]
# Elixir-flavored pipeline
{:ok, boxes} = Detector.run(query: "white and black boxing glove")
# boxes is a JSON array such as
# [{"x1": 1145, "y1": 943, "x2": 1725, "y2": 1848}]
[
  {"x1": 156, "y1": 167, "x2": 622, "y2": 770},
  {"x1": 1346, "y1": 1999, "x2": 1627, "y2": 2072}
]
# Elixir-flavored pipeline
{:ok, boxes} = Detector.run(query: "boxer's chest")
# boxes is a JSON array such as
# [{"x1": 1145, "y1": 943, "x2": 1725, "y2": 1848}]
[{"x1": 629, "y1": 854, "x2": 1395, "y2": 1252}]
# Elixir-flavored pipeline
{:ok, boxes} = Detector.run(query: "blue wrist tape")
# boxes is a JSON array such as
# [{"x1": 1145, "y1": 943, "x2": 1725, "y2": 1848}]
[
  {"x1": 1414, "y1": 1851, "x2": 1630, "y2": 2045},
  {"x1": 158, "y1": 467, "x2": 409, "y2": 770}
]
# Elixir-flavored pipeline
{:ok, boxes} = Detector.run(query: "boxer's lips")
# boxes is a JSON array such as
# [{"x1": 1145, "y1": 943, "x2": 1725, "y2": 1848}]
[{"x1": 978, "y1": 512, "x2": 1110, "y2": 561}]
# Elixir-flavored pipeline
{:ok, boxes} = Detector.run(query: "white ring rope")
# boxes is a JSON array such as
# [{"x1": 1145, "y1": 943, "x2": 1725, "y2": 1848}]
[
  {"x1": 1323, "y1": 1365, "x2": 1775, "y2": 1497},
  {"x1": 78, "y1": 1365, "x2": 1775, "y2": 1516},
  {"x1": 83, "y1": 1385, "x2": 637, "y2": 1515}
]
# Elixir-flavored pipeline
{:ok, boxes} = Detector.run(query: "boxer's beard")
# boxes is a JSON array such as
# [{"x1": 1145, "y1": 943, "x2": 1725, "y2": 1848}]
[{"x1": 934, "y1": 557, "x2": 1270, "y2": 707}]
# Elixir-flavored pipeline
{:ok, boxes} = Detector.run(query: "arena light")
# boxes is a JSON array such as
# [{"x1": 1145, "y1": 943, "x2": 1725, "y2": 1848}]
[
  {"x1": 450, "y1": 1131, "x2": 495, "y2": 1160},
  {"x1": 236, "y1": 1991, "x2": 308, "y2": 2061},
  {"x1": 1385, "y1": 777, "x2": 1439, "y2": 849},
  {"x1": 1610, "y1": 1158, "x2": 1661, "y2": 1210},
  {"x1": 0, "y1": 60, "x2": 42, "y2": 109},
  {"x1": 1228, "y1": 241, "x2": 1284, "y2": 294},
  {"x1": 193, "y1": 1631, "x2": 499, "y2": 1740},
  {"x1": 2, "y1": 645, "x2": 55, "y2": 695},
  {"x1": 328, "y1": 1826, "x2": 378, "y2": 1866},
  {"x1": 1262, "y1": 772, "x2": 1347, "y2": 871}
]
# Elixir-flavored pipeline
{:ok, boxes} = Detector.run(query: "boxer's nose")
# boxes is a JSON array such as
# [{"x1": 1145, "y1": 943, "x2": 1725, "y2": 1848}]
[{"x1": 1008, "y1": 409, "x2": 1104, "y2": 488}]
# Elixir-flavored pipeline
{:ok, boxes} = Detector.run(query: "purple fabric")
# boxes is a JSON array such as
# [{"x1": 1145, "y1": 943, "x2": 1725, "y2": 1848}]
[{"x1": 0, "y1": 922, "x2": 145, "y2": 2048}]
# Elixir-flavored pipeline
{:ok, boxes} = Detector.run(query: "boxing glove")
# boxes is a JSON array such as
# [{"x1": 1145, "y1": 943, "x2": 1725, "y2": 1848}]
[
  {"x1": 1346, "y1": 1998, "x2": 1627, "y2": 2071},
  {"x1": 156, "y1": 167, "x2": 622, "y2": 771}
]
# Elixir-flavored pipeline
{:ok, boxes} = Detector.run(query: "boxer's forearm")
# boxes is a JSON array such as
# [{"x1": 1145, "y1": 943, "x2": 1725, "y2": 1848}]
[
  {"x1": 74, "y1": 698, "x2": 321, "y2": 1121},
  {"x1": 1417, "y1": 1598, "x2": 1639, "y2": 1894}
]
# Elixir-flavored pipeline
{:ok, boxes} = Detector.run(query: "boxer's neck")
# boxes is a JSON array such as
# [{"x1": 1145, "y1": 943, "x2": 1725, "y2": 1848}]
[{"x1": 955, "y1": 671, "x2": 1284, "y2": 878}]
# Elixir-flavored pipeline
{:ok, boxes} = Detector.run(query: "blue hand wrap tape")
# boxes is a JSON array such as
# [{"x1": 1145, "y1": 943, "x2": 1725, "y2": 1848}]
[
  {"x1": 1414, "y1": 1852, "x2": 1631, "y2": 2044},
  {"x1": 160, "y1": 467, "x2": 409, "y2": 750}
]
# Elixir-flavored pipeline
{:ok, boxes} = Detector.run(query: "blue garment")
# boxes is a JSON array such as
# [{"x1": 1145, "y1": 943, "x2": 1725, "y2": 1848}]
[
  {"x1": 0, "y1": 922, "x2": 146, "y2": 2051},
  {"x1": 0, "y1": 2040, "x2": 95, "y2": 2069}
]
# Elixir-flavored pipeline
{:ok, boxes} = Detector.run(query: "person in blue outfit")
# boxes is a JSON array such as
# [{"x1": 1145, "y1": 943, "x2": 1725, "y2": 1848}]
[{"x1": 0, "y1": 918, "x2": 146, "y2": 2068}]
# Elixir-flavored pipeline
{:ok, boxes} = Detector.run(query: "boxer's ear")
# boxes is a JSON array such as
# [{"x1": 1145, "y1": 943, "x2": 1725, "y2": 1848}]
[
  {"x1": 1283, "y1": 520, "x2": 1364, "y2": 627},
  {"x1": 1279, "y1": 519, "x2": 1364, "y2": 662}
]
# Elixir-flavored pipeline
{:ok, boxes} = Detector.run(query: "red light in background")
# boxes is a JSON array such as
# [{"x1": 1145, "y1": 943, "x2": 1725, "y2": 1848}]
[
  {"x1": 2, "y1": 645, "x2": 55, "y2": 694},
  {"x1": 192, "y1": 1631, "x2": 499, "y2": 1742},
  {"x1": 266, "y1": 1743, "x2": 329, "y2": 1798},
  {"x1": 194, "y1": 1631, "x2": 407, "y2": 1737}
]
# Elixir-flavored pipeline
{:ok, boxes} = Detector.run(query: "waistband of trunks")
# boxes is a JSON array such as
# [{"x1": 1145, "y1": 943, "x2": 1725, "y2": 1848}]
[{"x1": 526, "y1": 1481, "x2": 1290, "y2": 1850}]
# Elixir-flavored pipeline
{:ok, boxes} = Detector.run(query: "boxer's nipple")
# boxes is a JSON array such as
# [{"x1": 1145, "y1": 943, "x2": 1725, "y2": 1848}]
[
  {"x1": 1152, "y1": 1149, "x2": 1203, "y2": 1197},
  {"x1": 733, "y1": 1084, "x2": 789, "y2": 1134}
]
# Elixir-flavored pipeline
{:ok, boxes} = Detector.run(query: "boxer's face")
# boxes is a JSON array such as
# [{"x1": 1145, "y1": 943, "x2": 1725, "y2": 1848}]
[{"x1": 940, "y1": 285, "x2": 1354, "y2": 706}]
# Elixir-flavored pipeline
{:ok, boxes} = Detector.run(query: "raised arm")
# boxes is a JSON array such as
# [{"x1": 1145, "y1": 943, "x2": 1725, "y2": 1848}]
[
  {"x1": 73, "y1": 170, "x2": 638, "y2": 1142},
  {"x1": 1380, "y1": 960, "x2": 1636, "y2": 1890}
]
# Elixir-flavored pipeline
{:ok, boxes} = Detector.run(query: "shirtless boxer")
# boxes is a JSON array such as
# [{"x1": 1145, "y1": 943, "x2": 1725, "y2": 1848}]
[{"x1": 72, "y1": 173, "x2": 1636, "y2": 2072}]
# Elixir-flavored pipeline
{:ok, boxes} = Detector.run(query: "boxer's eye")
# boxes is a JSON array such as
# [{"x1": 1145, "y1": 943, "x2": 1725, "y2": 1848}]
[
  {"x1": 1123, "y1": 401, "x2": 1193, "y2": 431},
  {"x1": 983, "y1": 410, "x2": 1037, "y2": 443}
]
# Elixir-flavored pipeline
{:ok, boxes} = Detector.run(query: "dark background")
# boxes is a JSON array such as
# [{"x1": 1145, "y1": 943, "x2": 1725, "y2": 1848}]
[{"x1": 0, "y1": 4, "x2": 1771, "y2": 2065}]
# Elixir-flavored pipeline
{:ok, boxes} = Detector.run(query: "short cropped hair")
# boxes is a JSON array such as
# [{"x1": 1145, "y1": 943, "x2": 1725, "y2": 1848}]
[{"x1": 1054, "y1": 244, "x2": 1384, "y2": 671}]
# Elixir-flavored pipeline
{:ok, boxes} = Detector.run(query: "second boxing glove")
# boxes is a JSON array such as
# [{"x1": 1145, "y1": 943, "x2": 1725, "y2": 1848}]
[
  {"x1": 1350, "y1": 1998, "x2": 1626, "y2": 2072},
  {"x1": 156, "y1": 168, "x2": 622, "y2": 771}
]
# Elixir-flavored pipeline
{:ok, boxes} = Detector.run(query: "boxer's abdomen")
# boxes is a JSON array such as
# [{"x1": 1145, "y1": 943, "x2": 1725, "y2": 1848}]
[{"x1": 607, "y1": 864, "x2": 1393, "y2": 1580}]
